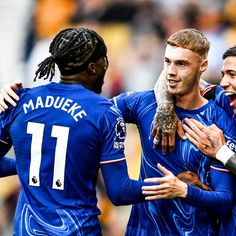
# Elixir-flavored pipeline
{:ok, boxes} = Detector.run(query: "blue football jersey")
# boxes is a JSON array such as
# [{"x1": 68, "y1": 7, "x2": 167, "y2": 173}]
[
  {"x1": 114, "y1": 89, "x2": 236, "y2": 236},
  {"x1": 0, "y1": 82, "x2": 129, "y2": 235}
]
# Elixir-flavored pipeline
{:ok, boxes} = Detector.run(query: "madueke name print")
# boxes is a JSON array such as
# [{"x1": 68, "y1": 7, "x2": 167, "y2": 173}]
[{"x1": 23, "y1": 96, "x2": 87, "y2": 122}]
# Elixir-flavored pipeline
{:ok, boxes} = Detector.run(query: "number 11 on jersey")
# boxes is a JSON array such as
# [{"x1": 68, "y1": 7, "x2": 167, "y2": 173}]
[{"x1": 27, "y1": 122, "x2": 69, "y2": 190}]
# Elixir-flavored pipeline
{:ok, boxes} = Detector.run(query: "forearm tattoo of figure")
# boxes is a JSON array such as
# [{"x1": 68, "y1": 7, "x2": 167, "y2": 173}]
[{"x1": 154, "y1": 103, "x2": 179, "y2": 135}]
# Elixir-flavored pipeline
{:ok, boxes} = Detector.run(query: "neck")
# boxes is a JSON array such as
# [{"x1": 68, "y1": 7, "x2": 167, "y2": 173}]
[
  {"x1": 60, "y1": 74, "x2": 83, "y2": 85},
  {"x1": 60, "y1": 74, "x2": 95, "y2": 92},
  {"x1": 175, "y1": 91, "x2": 208, "y2": 110}
]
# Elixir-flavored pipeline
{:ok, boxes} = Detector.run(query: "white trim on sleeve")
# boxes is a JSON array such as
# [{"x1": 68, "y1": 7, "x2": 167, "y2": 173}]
[{"x1": 216, "y1": 145, "x2": 235, "y2": 165}]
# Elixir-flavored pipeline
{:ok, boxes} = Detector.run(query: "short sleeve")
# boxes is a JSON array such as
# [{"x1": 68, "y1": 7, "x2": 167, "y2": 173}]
[
  {"x1": 112, "y1": 91, "x2": 143, "y2": 123},
  {"x1": 100, "y1": 105, "x2": 126, "y2": 164}
]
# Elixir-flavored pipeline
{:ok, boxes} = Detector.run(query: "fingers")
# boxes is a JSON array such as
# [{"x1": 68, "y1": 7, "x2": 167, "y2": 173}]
[
  {"x1": 177, "y1": 120, "x2": 187, "y2": 140},
  {"x1": 182, "y1": 122, "x2": 198, "y2": 139},
  {"x1": 142, "y1": 178, "x2": 171, "y2": 200},
  {"x1": 153, "y1": 126, "x2": 161, "y2": 149},
  {"x1": 0, "y1": 88, "x2": 17, "y2": 107},
  {"x1": 142, "y1": 187, "x2": 168, "y2": 201},
  {"x1": 5, "y1": 84, "x2": 20, "y2": 101},
  {"x1": 184, "y1": 118, "x2": 205, "y2": 134},
  {"x1": 161, "y1": 133, "x2": 168, "y2": 154},
  {"x1": 168, "y1": 133, "x2": 175, "y2": 153},
  {"x1": 0, "y1": 104, "x2": 7, "y2": 112},
  {"x1": 144, "y1": 177, "x2": 161, "y2": 183},
  {"x1": 153, "y1": 137, "x2": 160, "y2": 148},
  {"x1": 0, "y1": 93, "x2": 8, "y2": 111},
  {"x1": 183, "y1": 118, "x2": 206, "y2": 144},
  {"x1": 0, "y1": 82, "x2": 22, "y2": 111},
  {"x1": 151, "y1": 126, "x2": 157, "y2": 138},
  {"x1": 144, "y1": 177, "x2": 166, "y2": 185},
  {"x1": 183, "y1": 118, "x2": 221, "y2": 157},
  {"x1": 157, "y1": 163, "x2": 173, "y2": 176},
  {"x1": 144, "y1": 194, "x2": 165, "y2": 201},
  {"x1": 14, "y1": 80, "x2": 23, "y2": 90}
]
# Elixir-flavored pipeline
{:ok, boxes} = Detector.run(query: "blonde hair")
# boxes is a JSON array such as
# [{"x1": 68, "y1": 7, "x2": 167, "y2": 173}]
[{"x1": 167, "y1": 28, "x2": 210, "y2": 59}]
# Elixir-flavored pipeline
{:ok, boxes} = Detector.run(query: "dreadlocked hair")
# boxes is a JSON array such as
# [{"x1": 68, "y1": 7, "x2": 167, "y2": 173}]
[
  {"x1": 34, "y1": 27, "x2": 106, "y2": 81},
  {"x1": 34, "y1": 56, "x2": 56, "y2": 82}
]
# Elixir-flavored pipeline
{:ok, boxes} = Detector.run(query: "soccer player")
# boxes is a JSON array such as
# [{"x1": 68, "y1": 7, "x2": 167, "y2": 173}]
[
  {"x1": 181, "y1": 46, "x2": 236, "y2": 236},
  {"x1": 1, "y1": 28, "x2": 235, "y2": 235},
  {"x1": 149, "y1": 45, "x2": 236, "y2": 235},
  {"x1": 112, "y1": 28, "x2": 236, "y2": 235},
  {"x1": 0, "y1": 27, "x2": 164, "y2": 236},
  {"x1": 151, "y1": 45, "x2": 236, "y2": 173},
  {"x1": 182, "y1": 46, "x2": 236, "y2": 174}
]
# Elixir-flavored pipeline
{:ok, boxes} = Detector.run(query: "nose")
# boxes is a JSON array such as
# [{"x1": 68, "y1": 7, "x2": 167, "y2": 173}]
[
  {"x1": 220, "y1": 75, "x2": 230, "y2": 88},
  {"x1": 166, "y1": 63, "x2": 177, "y2": 77}
]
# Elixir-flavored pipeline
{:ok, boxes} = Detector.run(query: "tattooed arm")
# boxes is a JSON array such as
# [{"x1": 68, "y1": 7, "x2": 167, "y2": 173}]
[
  {"x1": 151, "y1": 73, "x2": 212, "y2": 154},
  {"x1": 183, "y1": 118, "x2": 236, "y2": 175},
  {"x1": 151, "y1": 70, "x2": 185, "y2": 154}
]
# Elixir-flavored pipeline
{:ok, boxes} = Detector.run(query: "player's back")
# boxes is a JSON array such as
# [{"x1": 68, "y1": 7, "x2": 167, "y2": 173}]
[{"x1": 7, "y1": 82, "x2": 112, "y2": 235}]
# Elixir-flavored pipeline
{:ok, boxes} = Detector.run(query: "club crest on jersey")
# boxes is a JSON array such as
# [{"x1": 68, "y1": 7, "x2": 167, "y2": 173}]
[{"x1": 114, "y1": 117, "x2": 126, "y2": 149}]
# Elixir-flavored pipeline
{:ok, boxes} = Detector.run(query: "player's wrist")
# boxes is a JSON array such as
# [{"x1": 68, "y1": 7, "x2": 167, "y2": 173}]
[{"x1": 180, "y1": 182, "x2": 188, "y2": 198}]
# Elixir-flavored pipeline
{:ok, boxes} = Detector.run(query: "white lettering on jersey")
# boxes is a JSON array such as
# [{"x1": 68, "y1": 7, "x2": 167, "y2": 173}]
[{"x1": 23, "y1": 96, "x2": 87, "y2": 121}]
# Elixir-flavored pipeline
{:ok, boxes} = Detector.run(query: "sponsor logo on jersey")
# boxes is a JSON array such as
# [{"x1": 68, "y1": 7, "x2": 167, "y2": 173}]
[{"x1": 227, "y1": 140, "x2": 236, "y2": 153}]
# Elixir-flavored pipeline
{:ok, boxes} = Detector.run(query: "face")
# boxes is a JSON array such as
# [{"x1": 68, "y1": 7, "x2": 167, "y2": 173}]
[
  {"x1": 164, "y1": 45, "x2": 207, "y2": 98},
  {"x1": 92, "y1": 55, "x2": 109, "y2": 94},
  {"x1": 220, "y1": 56, "x2": 236, "y2": 113}
]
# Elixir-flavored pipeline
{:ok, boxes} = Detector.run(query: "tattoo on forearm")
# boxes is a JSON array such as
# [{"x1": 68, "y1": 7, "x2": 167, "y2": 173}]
[
  {"x1": 155, "y1": 72, "x2": 173, "y2": 104},
  {"x1": 154, "y1": 104, "x2": 178, "y2": 134}
]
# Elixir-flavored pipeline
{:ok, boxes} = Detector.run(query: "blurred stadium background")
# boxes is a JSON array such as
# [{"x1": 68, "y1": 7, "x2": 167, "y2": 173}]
[{"x1": 0, "y1": 0, "x2": 235, "y2": 235}]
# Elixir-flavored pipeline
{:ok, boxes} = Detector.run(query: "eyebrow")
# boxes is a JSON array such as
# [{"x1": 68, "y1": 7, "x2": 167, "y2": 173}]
[
  {"x1": 224, "y1": 69, "x2": 236, "y2": 74},
  {"x1": 164, "y1": 57, "x2": 189, "y2": 64}
]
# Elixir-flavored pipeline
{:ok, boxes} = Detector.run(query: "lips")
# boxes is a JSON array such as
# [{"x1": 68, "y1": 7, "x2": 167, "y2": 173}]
[
  {"x1": 167, "y1": 79, "x2": 180, "y2": 87},
  {"x1": 225, "y1": 91, "x2": 236, "y2": 108}
]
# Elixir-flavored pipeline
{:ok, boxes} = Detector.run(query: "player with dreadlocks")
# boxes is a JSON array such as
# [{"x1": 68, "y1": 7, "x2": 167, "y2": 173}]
[{"x1": 0, "y1": 27, "x2": 164, "y2": 235}]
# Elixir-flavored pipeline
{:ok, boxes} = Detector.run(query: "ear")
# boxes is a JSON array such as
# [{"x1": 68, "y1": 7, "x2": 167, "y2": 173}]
[
  {"x1": 200, "y1": 59, "x2": 208, "y2": 73},
  {"x1": 87, "y1": 62, "x2": 96, "y2": 74}
]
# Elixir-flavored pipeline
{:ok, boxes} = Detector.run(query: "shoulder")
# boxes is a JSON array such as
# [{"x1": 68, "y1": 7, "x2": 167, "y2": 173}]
[
  {"x1": 201, "y1": 84, "x2": 226, "y2": 101},
  {"x1": 113, "y1": 89, "x2": 155, "y2": 106},
  {"x1": 201, "y1": 85, "x2": 218, "y2": 100}
]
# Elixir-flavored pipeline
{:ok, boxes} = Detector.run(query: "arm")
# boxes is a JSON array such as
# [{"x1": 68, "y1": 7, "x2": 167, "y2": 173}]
[
  {"x1": 184, "y1": 164, "x2": 233, "y2": 216},
  {"x1": 99, "y1": 105, "x2": 159, "y2": 206},
  {"x1": 142, "y1": 163, "x2": 233, "y2": 216},
  {"x1": 0, "y1": 156, "x2": 17, "y2": 177},
  {"x1": 183, "y1": 118, "x2": 236, "y2": 175},
  {"x1": 101, "y1": 160, "x2": 156, "y2": 206},
  {"x1": 151, "y1": 70, "x2": 185, "y2": 154}
]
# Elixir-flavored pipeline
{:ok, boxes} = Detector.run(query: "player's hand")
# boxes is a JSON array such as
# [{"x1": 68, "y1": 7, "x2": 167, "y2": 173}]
[
  {"x1": 177, "y1": 170, "x2": 212, "y2": 191},
  {"x1": 183, "y1": 118, "x2": 226, "y2": 158},
  {"x1": 151, "y1": 104, "x2": 186, "y2": 154},
  {"x1": 142, "y1": 163, "x2": 188, "y2": 200},
  {"x1": 0, "y1": 80, "x2": 22, "y2": 111}
]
